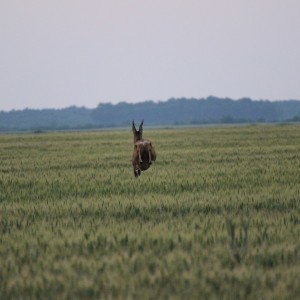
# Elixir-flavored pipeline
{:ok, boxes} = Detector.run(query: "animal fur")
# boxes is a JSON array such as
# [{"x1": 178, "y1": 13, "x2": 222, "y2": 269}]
[{"x1": 132, "y1": 120, "x2": 156, "y2": 177}]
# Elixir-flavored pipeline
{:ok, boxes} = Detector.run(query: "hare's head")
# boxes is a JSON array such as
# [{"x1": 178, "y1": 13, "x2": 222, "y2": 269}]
[{"x1": 132, "y1": 120, "x2": 143, "y2": 142}]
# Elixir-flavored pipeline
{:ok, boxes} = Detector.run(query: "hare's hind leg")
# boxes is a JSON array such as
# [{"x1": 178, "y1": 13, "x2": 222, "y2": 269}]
[
  {"x1": 133, "y1": 163, "x2": 141, "y2": 177},
  {"x1": 134, "y1": 168, "x2": 141, "y2": 177},
  {"x1": 138, "y1": 148, "x2": 143, "y2": 163},
  {"x1": 148, "y1": 149, "x2": 152, "y2": 164}
]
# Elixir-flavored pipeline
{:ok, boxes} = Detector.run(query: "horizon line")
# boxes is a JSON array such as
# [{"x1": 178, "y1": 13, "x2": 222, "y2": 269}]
[{"x1": 1, "y1": 96, "x2": 300, "y2": 113}]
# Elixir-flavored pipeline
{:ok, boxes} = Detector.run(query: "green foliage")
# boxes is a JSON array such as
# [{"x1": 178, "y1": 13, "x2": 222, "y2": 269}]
[
  {"x1": 0, "y1": 125, "x2": 300, "y2": 299},
  {"x1": 2, "y1": 97, "x2": 300, "y2": 131},
  {"x1": 226, "y1": 216, "x2": 250, "y2": 264}
]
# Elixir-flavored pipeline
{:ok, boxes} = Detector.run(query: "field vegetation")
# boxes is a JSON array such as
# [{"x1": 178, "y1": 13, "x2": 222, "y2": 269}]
[{"x1": 0, "y1": 125, "x2": 300, "y2": 299}]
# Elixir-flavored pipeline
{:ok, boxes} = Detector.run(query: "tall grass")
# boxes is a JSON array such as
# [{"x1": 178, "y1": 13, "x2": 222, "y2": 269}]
[{"x1": 0, "y1": 125, "x2": 300, "y2": 299}]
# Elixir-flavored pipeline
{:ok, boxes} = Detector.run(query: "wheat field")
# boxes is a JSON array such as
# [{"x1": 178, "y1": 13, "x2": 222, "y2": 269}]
[{"x1": 0, "y1": 125, "x2": 300, "y2": 299}]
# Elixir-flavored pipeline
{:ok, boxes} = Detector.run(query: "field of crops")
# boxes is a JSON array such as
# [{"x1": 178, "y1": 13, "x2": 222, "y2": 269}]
[{"x1": 0, "y1": 124, "x2": 300, "y2": 299}]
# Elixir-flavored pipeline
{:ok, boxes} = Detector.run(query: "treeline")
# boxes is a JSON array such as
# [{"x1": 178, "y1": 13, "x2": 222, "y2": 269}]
[{"x1": 1, "y1": 97, "x2": 300, "y2": 131}]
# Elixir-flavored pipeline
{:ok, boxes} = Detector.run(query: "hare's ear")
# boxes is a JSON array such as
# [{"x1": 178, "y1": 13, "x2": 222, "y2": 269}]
[
  {"x1": 132, "y1": 120, "x2": 137, "y2": 132},
  {"x1": 139, "y1": 120, "x2": 144, "y2": 132}
]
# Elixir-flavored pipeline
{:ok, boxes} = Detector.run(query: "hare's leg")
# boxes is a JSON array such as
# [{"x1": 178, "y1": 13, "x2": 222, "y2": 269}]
[
  {"x1": 148, "y1": 149, "x2": 152, "y2": 164},
  {"x1": 138, "y1": 148, "x2": 143, "y2": 163}
]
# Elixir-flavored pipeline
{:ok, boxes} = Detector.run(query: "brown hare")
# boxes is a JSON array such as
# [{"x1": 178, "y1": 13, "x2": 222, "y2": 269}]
[{"x1": 132, "y1": 120, "x2": 156, "y2": 177}]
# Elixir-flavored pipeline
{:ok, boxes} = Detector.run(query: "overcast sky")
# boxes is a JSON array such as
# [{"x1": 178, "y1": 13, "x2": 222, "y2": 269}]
[{"x1": 1, "y1": 0, "x2": 300, "y2": 111}]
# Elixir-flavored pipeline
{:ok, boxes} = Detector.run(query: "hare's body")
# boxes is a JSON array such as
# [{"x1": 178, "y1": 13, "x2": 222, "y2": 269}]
[{"x1": 132, "y1": 121, "x2": 156, "y2": 177}]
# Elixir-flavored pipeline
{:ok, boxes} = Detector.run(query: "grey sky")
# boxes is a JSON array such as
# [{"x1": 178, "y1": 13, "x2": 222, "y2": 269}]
[{"x1": 1, "y1": 0, "x2": 300, "y2": 111}]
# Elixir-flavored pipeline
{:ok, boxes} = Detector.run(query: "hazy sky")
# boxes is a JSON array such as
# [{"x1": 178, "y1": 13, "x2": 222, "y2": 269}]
[{"x1": 1, "y1": 0, "x2": 300, "y2": 111}]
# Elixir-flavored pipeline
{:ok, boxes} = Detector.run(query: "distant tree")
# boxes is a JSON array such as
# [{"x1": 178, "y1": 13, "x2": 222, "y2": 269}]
[{"x1": 2, "y1": 97, "x2": 300, "y2": 131}]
